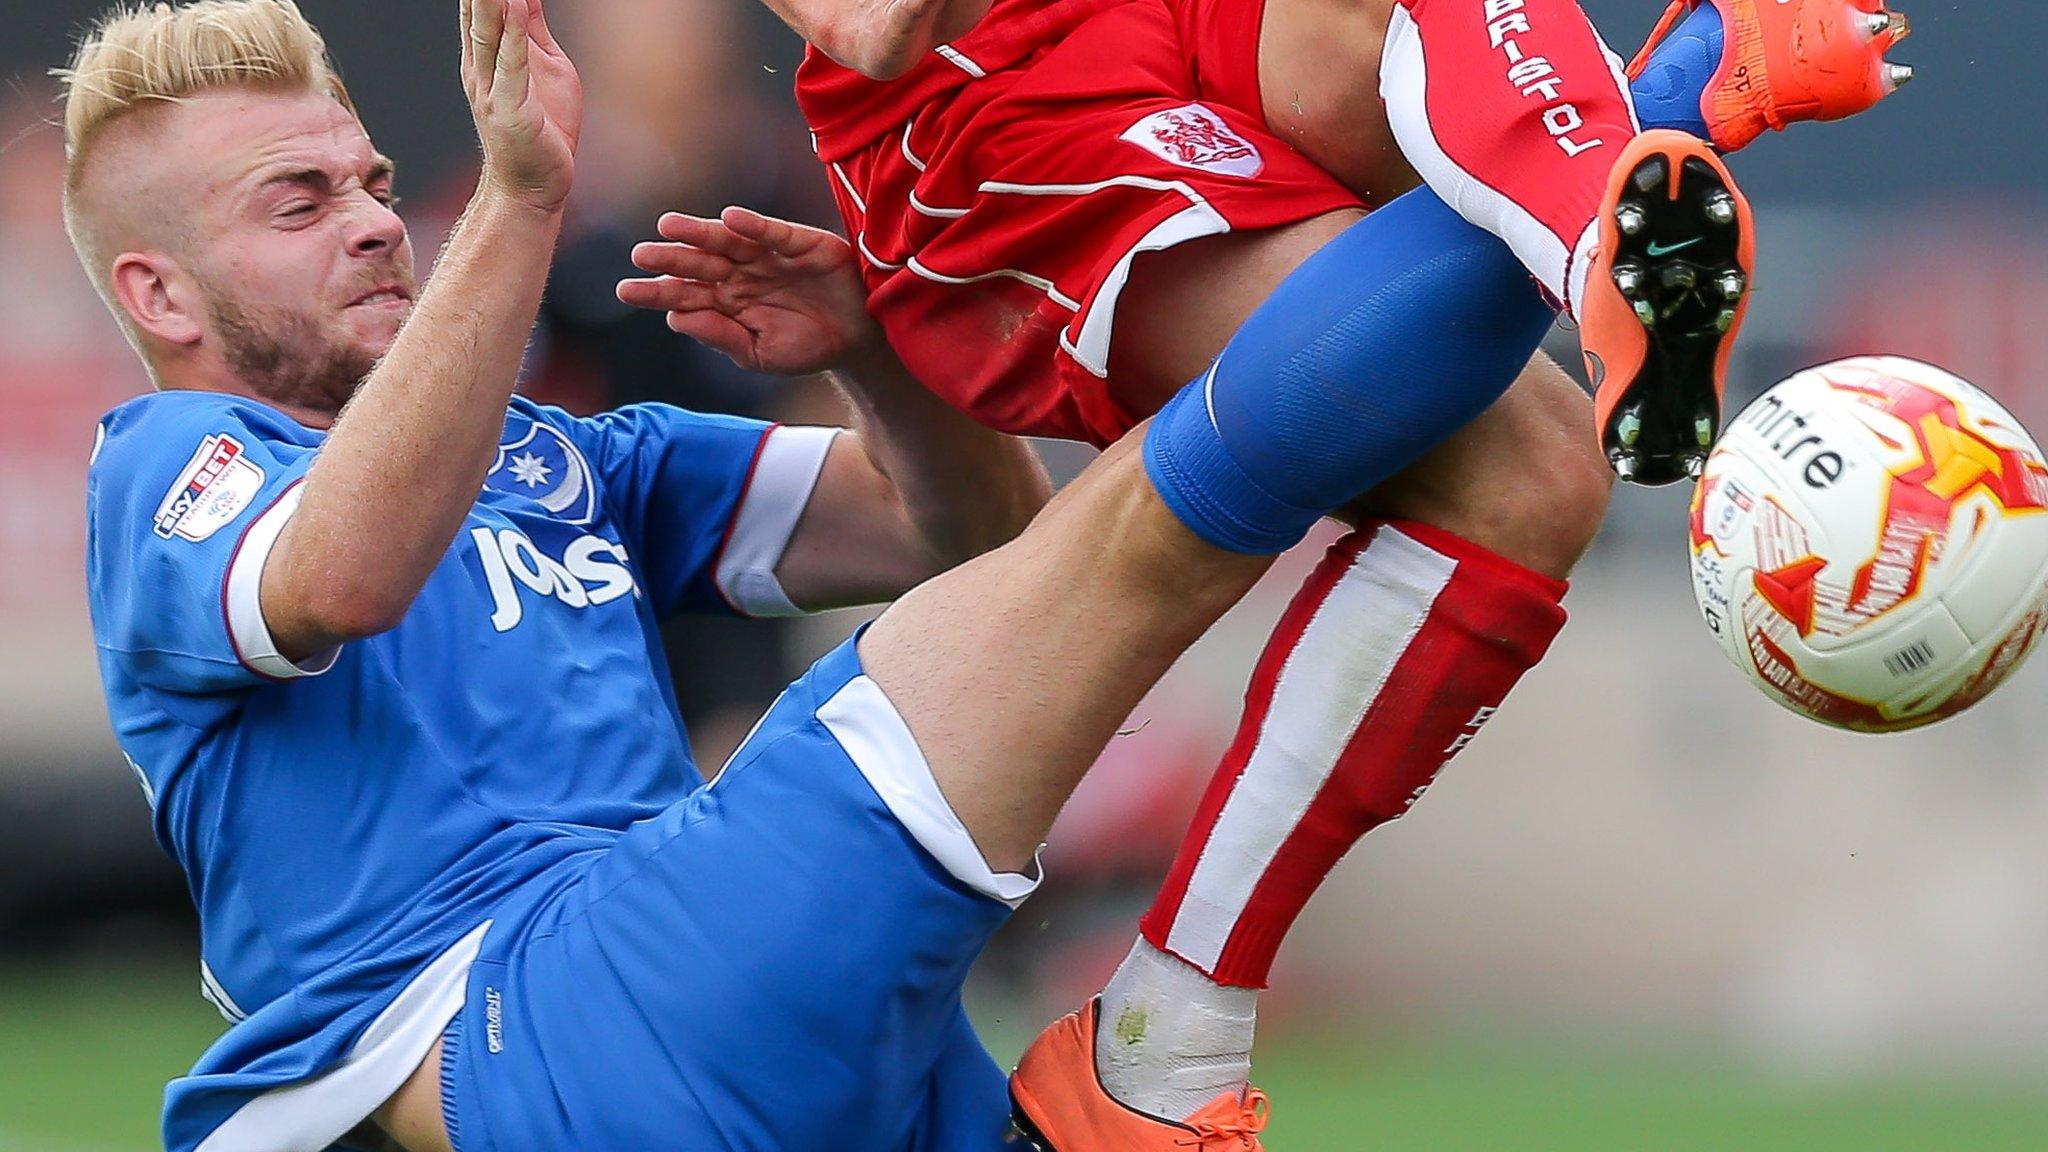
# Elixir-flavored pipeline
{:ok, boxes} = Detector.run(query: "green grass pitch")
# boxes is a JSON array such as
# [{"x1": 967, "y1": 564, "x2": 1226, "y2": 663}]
[{"x1": 7, "y1": 963, "x2": 2048, "y2": 1150}]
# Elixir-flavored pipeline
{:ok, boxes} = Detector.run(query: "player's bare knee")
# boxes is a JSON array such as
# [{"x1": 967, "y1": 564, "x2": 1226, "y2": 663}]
[
  {"x1": 1388, "y1": 464, "x2": 1606, "y2": 580},
  {"x1": 1479, "y1": 419, "x2": 1612, "y2": 577},
  {"x1": 1356, "y1": 362, "x2": 1613, "y2": 578},
  {"x1": 1485, "y1": 358, "x2": 1612, "y2": 573}
]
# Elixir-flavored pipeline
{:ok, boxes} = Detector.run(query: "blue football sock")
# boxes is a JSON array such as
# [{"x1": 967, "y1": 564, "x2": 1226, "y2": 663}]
[
  {"x1": 1146, "y1": 9, "x2": 1730, "y2": 555},
  {"x1": 1143, "y1": 191, "x2": 1558, "y2": 555},
  {"x1": 1630, "y1": 3, "x2": 1724, "y2": 138}
]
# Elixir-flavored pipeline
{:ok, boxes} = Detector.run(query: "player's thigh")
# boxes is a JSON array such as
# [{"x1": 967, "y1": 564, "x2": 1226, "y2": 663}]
[
  {"x1": 1256, "y1": 0, "x2": 1418, "y2": 203},
  {"x1": 1106, "y1": 211, "x2": 1610, "y2": 579},
  {"x1": 1347, "y1": 351, "x2": 1615, "y2": 578},
  {"x1": 859, "y1": 435, "x2": 1272, "y2": 872},
  {"x1": 1105, "y1": 208, "x2": 1364, "y2": 413}
]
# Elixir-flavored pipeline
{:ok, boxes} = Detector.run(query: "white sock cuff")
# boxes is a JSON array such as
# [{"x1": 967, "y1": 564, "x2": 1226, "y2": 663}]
[{"x1": 1095, "y1": 938, "x2": 1260, "y2": 1120}]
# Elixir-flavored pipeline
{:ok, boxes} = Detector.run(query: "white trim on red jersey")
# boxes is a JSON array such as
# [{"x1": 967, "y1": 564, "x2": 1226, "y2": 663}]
[
  {"x1": 933, "y1": 44, "x2": 987, "y2": 77},
  {"x1": 908, "y1": 189, "x2": 970, "y2": 219},
  {"x1": 899, "y1": 122, "x2": 929, "y2": 172},
  {"x1": 904, "y1": 255, "x2": 1082, "y2": 310},
  {"x1": 829, "y1": 162, "x2": 869, "y2": 213}
]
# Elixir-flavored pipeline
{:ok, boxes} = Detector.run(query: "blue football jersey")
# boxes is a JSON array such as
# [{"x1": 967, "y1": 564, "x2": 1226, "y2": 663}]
[{"x1": 85, "y1": 390, "x2": 834, "y2": 1152}]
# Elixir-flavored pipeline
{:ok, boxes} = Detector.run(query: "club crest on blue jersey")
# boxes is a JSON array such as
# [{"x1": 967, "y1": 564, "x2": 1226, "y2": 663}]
[{"x1": 487, "y1": 415, "x2": 596, "y2": 524}]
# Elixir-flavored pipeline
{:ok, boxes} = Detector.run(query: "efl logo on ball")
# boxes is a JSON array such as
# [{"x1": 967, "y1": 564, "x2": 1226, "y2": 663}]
[{"x1": 1688, "y1": 356, "x2": 2048, "y2": 732}]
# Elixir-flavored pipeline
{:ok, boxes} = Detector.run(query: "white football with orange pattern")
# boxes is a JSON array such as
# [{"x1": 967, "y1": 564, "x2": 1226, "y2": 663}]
[{"x1": 1688, "y1": 356, "x2": 2048, "y2": 732}]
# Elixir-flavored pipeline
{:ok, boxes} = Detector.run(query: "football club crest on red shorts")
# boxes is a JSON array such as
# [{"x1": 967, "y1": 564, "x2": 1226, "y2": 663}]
[{"x1": 1119, "y1": 103, "x2": 1265, "y2": 179}]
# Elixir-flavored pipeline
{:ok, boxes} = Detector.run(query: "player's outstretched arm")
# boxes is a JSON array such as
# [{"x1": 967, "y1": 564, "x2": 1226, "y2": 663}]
[
  {"x1": 620, "y1": 207, "x2": 1049, "y2": 609},
  {"x1": 756, "y1": 0, "x2": 991, "y2": 80},
  {"x1": 261, "y1": 0, "x2": 581, "y2": 661}
]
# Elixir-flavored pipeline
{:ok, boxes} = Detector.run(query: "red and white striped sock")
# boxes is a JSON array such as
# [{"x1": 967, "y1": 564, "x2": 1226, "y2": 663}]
[
  {"x1": 1097, "y1": 522, "x2": 1566, "y2": 1118},
  {"x1": 1380, "y1": 0, "x2": 1642, "y2": 314},
  {"x1": 1148, "y1": 520, "x2": 1567, "y2": 984},
  {"x1": 1097, "y1": 522, "x2": 1565, "y2": 1118}
]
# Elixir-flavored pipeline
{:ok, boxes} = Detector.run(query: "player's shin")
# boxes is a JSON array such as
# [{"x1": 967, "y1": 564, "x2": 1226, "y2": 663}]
[
  {"x1": 1143, "y1": 521, "x2": 1566, "y2": 984},
  {"x1": 1086, "y1": 190, "x2": 1563, "y2": 1126},
  {"x1": 1094, "y1": 521, "x2": 1567, "y2": 1121},
  {"x1": 1141, "y1": 190, "x2": 1557, "y2": 557}
]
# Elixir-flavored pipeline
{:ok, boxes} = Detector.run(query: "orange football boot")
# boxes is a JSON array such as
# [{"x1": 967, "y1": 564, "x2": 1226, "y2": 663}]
[
  {"x1": 1627, "y1": 0, "x2": 1914, "y2": 152},
  {"x1": 1010, "y1": 1000, "x2": 1270, "y2": 1151},
  {"x1": 1580, "y1": 130, "x2": 1755, "y2": 486}
]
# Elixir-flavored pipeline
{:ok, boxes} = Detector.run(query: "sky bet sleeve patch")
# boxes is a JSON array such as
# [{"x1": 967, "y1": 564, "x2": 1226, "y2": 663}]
[{"x1": 154, "y1": 433, "x2": 267, "y2": 543}]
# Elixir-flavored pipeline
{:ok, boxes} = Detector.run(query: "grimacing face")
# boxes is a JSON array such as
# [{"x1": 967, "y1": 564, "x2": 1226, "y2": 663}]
[{"x1": 139, "y1": 88, "x2": 419, "y2": 414}]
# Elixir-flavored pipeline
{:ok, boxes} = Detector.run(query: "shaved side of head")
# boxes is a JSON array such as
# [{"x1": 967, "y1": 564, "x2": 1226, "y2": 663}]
[{"x1": 66, "y1": 104, "x2": 194, "y2": 293}]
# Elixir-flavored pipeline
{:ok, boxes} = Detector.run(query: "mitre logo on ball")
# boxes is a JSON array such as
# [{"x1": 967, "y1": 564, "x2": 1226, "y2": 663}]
[
  {"x1": 1121, "y1": 104, "x2": 1265, "y2": 178},
  {"x1": 1735, "y1": 392, "x2": 1849, "y2": 489}
]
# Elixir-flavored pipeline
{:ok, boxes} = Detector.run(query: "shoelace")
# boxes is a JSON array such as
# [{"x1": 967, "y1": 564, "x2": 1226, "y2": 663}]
[
  {"x1": 1624, "y1": 0, "x2": 1695, "y2": 78},
  {"x1": 1173, "y1": 1088, "x2": 1271, "y2": 1150}
]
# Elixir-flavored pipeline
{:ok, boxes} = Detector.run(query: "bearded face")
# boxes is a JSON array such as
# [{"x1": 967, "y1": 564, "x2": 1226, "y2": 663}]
[
  {"x1": 133, "y1": 90, "x2": 423, "y2": 419},
  {"x1": 78, "y1": 90, "x2": 426, "y2": 421},
  {"x1": 196, "y1": 257, "x2": 417, "y2": 414}
]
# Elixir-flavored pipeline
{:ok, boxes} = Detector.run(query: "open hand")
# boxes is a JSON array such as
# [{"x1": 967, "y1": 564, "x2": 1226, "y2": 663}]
[
  {"x1": 461, "y1": 0, "x2": 582, "y2": 212},
  {"x1": 617, "y1": 208, "x2": 888, "y2": 377}
]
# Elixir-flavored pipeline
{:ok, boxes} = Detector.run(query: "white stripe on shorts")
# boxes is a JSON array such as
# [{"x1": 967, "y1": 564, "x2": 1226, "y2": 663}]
[
  {"x1": 818, "y1": 675, "x2": 1042, "y2": 908},
  {"x1": 196, "y1": 923, "x2": 491, "y2": 1152}
]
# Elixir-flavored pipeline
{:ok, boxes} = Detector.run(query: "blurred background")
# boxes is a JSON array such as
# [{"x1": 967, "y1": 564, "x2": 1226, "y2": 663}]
[{"x1": 4, "y1": 1, "x2": 2048, "y2": 1148}]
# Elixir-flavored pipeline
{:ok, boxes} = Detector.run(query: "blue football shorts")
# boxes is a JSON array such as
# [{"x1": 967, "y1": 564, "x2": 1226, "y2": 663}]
[{"x1": 439, "y1": 635, "x2": 1040, "y2": 1151}]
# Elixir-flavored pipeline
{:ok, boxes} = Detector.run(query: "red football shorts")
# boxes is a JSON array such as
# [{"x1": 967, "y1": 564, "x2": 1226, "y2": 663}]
[{"x1": 798, "y1": 0, "x2": 1364, "y2": 446}]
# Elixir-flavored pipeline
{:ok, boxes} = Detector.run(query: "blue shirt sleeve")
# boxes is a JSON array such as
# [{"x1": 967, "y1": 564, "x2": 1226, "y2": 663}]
[
  {"x1": 537, "y1": 400, "x2": 776, "y2": 617},
  {"x1": 86, "y1": 394, "x2": 327, "y2": 698}
]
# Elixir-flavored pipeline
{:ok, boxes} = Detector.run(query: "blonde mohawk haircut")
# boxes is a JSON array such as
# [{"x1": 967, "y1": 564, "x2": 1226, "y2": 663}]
[
  {"x1": 59, "y1": 0, "x2": 352, "y2": 173},
  {"x1": 56, "y1": 1, "x2": 356, "y2": 345},
  {"x1": 58, "y1": 0, "x2": 352, "y2": 183}
]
